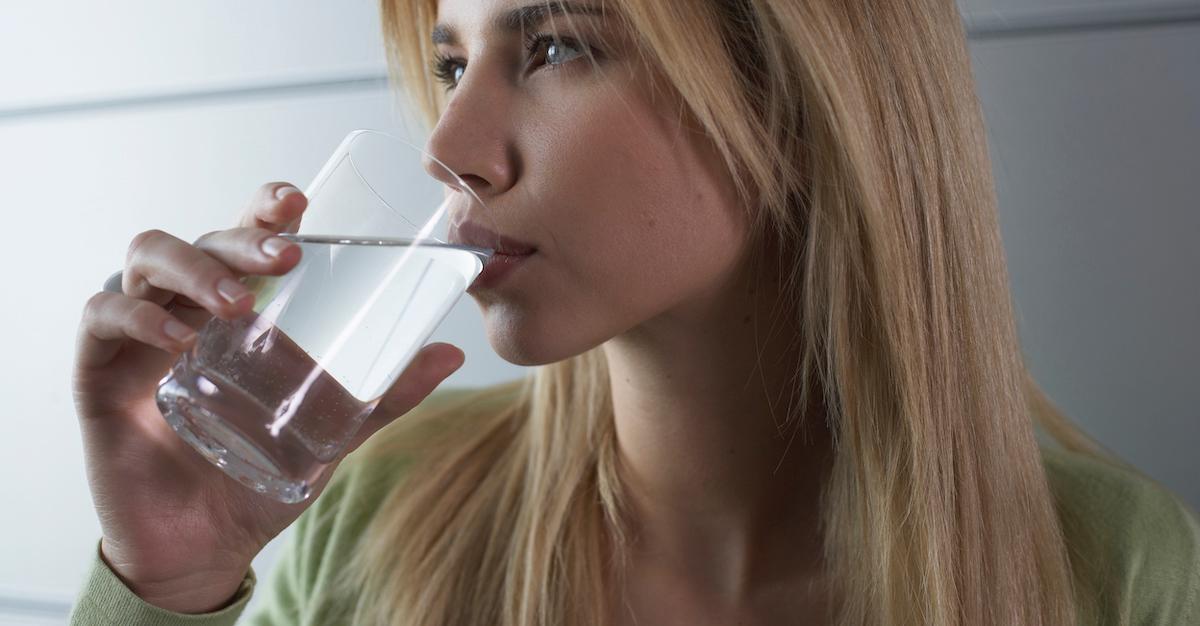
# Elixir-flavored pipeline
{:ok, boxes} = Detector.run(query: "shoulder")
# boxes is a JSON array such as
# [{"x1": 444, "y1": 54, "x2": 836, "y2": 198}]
[{"x1": 1040, "y1": 445, "x2": 1200, "y2": 624}]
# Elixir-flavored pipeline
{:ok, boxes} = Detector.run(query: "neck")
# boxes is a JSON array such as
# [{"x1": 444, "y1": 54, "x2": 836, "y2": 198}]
[{"x1": 601, "y1": 246, "x2": 833, "y2": 600}]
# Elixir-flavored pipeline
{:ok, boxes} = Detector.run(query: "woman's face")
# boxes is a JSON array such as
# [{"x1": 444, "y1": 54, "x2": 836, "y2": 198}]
[{"x1": 429, "y1": 0, "x2": 750, "y2": 365}]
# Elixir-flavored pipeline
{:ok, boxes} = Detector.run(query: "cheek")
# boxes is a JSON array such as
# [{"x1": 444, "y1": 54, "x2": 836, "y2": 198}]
[
  {"x1": 479, "y1": 74, "x2": 748, "y2": 364},
  {"x1": 538, "y1": 88, "x2": 747, "y2": 302}
]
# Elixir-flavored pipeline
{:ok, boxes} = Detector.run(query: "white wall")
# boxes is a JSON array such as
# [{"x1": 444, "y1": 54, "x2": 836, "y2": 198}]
[{"x1": 0, "y1": 1, "x2": 1196, "y2": 622}]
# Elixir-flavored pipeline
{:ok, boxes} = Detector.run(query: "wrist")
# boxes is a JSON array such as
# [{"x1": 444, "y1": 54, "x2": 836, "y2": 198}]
[
  {"x1": 126, "y1": 575, "x2": 246, "y2": 614},
  {"x1": 99, "y1": 539, "x2": 250, "y2": 613}
]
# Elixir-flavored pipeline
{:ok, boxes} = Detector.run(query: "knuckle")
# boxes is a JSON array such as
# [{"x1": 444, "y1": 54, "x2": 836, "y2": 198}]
[
  {"x1": 123, "y1": 270, "x2": 152, "y2": 298},
  {"x1": 82, "y1": 292, "x2": 112, "y2": 324},
  {"x1": 126, "y1": 228, "x2": 166, "y2": 264}
]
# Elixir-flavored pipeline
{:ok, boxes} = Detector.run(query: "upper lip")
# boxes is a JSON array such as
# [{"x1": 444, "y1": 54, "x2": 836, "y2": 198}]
[{"x1": 448, "y1": 220, "x2": 537, "y2": 256}]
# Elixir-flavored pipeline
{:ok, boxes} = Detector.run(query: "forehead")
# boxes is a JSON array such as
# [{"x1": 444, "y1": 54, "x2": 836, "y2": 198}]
[{"x1": 432, "y1": 0, "x2": 610, "y2": 45}]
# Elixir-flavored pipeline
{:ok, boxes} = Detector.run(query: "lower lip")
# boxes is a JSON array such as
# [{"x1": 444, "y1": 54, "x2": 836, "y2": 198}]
[{"x1": 469, "y1": 251, "x2": 535, "y2": 290}]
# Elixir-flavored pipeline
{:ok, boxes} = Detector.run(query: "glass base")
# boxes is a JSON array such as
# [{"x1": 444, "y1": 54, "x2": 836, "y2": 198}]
[{"x1": 157, "y1": 377, "x2": 313, "y2": 504}]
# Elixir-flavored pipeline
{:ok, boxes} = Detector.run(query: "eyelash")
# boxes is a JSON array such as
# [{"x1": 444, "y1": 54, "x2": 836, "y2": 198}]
[{"x1": 430, "y1": 32, "x2": 591, "y2": 92}]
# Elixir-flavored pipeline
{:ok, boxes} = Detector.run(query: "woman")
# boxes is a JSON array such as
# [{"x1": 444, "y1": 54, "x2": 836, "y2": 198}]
[{"x1": 70, "y1": 0, "x2": 1199, "y2": 624}]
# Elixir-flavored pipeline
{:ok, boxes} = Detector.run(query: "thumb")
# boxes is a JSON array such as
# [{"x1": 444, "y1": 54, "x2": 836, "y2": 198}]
[{"x1": 344, "y1": 342, "x2": 465, "y2": 452}]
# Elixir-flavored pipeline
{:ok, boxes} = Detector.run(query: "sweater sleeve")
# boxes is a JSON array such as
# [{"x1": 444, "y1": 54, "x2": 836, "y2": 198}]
[{"x1": 67, "y1": 540, "x2": 256, "y2": 626}]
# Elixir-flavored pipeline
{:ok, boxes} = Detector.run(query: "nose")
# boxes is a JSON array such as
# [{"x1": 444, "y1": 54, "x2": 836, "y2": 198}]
[{"x1": 422, "y1": 71, "x2": 518, "y2": 202}]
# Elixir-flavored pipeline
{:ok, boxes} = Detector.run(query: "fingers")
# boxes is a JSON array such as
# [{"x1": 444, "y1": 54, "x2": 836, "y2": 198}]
[
  {"x1": 77, "y1": 291, "x2": 197, "y2": 369},
  {"x1": 344, "y1": 343, "x2": 466, "y2": 452},
  {"x1": 123, "y1": 230, "x2": 254, "y2": 320},
  {"x1": 75, "y1": 179, "x2": 308, "y2": 383},
  {"x1": 123, "y1": 228, "x2": 300, "y2": 319},
  {"x1": 380, "y1": 343, "x2": 466, "y2": 418},
  {"x1": 239, "y1": 182, "x2": 307, "y2": 232},
  {"x1": 193, "y1": 228, "x2": 302, "y2": 277}
]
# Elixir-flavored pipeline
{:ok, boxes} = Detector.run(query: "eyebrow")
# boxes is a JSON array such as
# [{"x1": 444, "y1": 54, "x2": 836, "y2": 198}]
[{"x1": 431, "y1": 2, "x2": 606, "y2": 46}]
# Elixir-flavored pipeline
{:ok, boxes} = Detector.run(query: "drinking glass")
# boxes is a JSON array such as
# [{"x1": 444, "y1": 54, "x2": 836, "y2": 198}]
[{"x1": 155, "y1": 129, "x2": 496, "y2": 503}]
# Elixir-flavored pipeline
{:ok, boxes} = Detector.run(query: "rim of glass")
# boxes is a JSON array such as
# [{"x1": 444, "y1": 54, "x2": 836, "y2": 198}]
[{"x1": 277, "y1": 233, "x2": 493, "y2": 262}]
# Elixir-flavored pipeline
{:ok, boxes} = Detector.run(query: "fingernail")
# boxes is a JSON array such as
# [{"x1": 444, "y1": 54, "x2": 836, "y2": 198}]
[
  {"x1": 261, "y1": 236, "x2": 295, "y2": 258},
  {"x1": 217, "y1": 277, "x2": 251, "y2": 304},
  {"x1": 163, "y1": 319, "x2": 196, "y2": 343},
  {"x1": 275, "y1": 186, "x2": 301, "y2": 200}
]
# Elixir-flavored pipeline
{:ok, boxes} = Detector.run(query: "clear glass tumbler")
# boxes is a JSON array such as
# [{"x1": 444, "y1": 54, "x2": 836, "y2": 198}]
[{"x1": 156, "y1": 130, "x2": 496, "y2": 503}]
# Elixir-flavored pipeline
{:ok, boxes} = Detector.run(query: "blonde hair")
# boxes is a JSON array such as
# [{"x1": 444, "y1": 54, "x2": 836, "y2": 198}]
[{"x1": 344, "y1": 0, "x2": 1116, "y2": 623}]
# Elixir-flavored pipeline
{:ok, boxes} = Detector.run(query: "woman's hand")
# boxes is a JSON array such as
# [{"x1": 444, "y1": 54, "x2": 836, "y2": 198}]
[{"x1": 72, "y1": 182, "x2": 465, "y2": 613}]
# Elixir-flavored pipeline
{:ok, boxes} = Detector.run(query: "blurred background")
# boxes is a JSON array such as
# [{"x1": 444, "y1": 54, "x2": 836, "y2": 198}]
[{"x1": 0, "y1": 0, "x2": 1196, "y2": 622}]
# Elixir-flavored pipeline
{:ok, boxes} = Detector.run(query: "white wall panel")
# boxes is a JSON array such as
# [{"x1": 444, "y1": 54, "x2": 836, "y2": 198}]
[{"x1": 0, "y1": 1, "x2": 386, "y2": 111}]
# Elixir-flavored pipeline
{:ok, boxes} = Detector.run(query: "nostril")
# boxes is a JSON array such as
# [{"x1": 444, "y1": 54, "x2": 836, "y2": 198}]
[{"x1": 454, "y1": 174, "x2": 489, "y2": 194}]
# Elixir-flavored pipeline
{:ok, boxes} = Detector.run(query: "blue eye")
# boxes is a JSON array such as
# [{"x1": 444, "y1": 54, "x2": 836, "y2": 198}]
[{"x1": 531, "y1": 35, "x2": 587, "y2": 67}]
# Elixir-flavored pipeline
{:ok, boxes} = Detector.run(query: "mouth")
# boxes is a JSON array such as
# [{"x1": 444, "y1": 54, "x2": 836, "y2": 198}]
[
  {"x1": 448, "y1": 219, "x2": 537, "y2": 257},
  {"x1": 449, "y1": 219, "x2": 537, "y2": 289}
]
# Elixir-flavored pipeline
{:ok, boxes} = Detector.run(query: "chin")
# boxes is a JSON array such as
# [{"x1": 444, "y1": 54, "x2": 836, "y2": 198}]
[{"x1": 477, "y1": 300, "x2": 601, "y2": 367}]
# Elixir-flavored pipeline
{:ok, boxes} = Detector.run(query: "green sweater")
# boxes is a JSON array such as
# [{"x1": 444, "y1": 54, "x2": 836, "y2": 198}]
[{"x1": 70, "y1": 389, "x2": 1200, "y2": 625}]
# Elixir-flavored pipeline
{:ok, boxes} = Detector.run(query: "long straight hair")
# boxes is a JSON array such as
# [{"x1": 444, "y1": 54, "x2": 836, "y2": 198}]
[{"x1": 342, "y1": 0, "x2": 1113, "y2": 623}]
